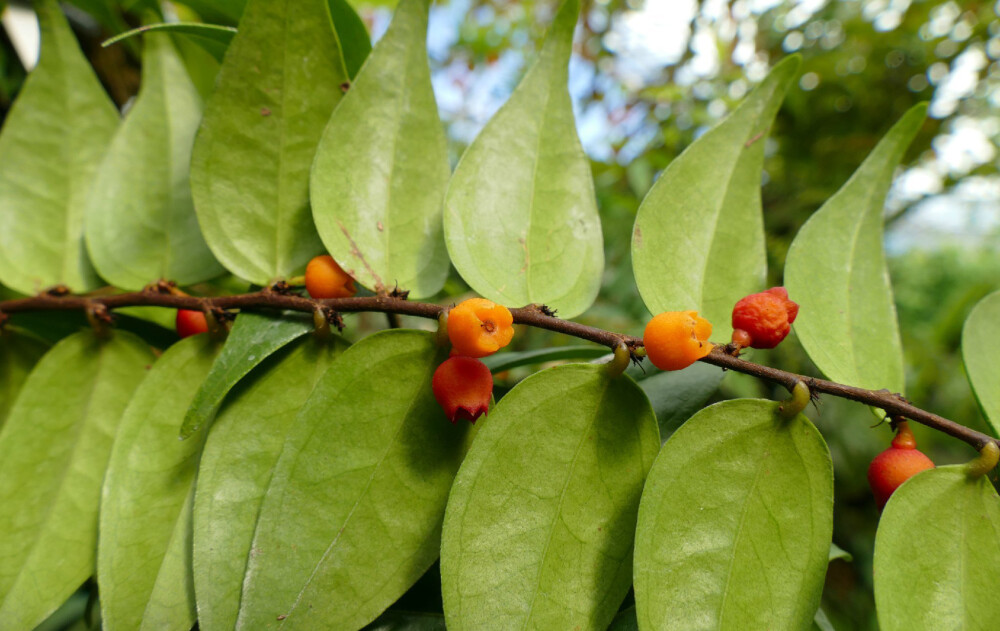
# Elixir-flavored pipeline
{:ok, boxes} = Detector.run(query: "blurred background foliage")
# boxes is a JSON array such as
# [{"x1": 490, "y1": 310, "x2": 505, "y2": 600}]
[{"x1": 2, "y1": 0, "x2": 999, "y2": 628}]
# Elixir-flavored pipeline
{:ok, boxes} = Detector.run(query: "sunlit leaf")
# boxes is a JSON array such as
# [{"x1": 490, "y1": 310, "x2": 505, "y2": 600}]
[
  {"x1": 634, "y1": 399, "x2": 833, "y2": 631},
  {"x1": 236, "y1": 330, "x2": 470, "y2": 630},
  {"x1": 441, "y1": 364, "x2": 659, "y2": 630},
  {"x1": 874, "y1": 466, "x2": 1000, "y2": 630},
  {"x1": 0, "y1": 0, "x2": 118, "y2": 294},
  {"x1": 0, "y1": 331, "x2": 154, "y2": 629},
  {"x1": 962, "y1": 290, "x2": 1000, "y2": 435},
  {"x1": 312, "y1": 0, "x2": 449, "y2": 298},
  {"x1": 0, "y1": 328, "x2": 48, "y2": 430},
  {"x1": 785, "y1": 104, "x2": 926, "y2": 394},
  {"x1": 443, "y1": 0, "x2": 602, "y2": 318}
]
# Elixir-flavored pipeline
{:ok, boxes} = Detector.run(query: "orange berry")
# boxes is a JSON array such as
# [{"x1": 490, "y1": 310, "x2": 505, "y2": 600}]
[
  {"x1": 731, "y1": 286, "x2": 799, "y2": 349},
  {"x1": 305, "y1": 255, "x2": 357, "y2": 299},
  {"x1": 867, "y1": 422, "x2": 935, "y2": 510},
  {"x1": 432, "y1": 356, "x2": 493, "y2": 423},
  {"x1": 176, "y1": 309, "x2": 208, "y2": 338},
  {"x1": 642, "y1": 311, "x2": 714, "y2": 371},
  {"x1": 446, "y1": 298, "x2": 514, "y2": 358}
]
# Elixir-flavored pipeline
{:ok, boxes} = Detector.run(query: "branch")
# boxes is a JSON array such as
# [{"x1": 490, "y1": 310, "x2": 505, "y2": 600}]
[{"x1": 1, "y1": 288, "x2": 995, "y2": 452}]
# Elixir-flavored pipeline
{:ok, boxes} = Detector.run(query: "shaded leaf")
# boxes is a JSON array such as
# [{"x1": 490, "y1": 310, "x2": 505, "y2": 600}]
[
  {"x1": 441, "y1": 364, "x2": 659, "y2": 630},
  {"x1": 236, "y1": 330, "x2": 470, "y2": 630},
  {"x1": 193, "y1": 335, "x2": 348, "y2": 631},
  {"x1": 312, "y1": 0, "x2": 449, "y2": 298},
  {"x1": 177, "y1": 0, "x2": 247, "y2": 24},
  {"x1": 86, "y1": 33, "x2": 223, "y2": 290},
  {"x1": 631, "y1": 57, "x2": 799, "y2": 337},
  {"x1": 829, "y1": 542, "x2": 852, "y2": 563},
  {"x1": 180, "y1": 311, "x2": 314, "y2": 438},
  {"x1": 0, "y1": 0, "x2": 118, "y2": 294},
  {"x1": 328, "y1": 0, "x2": 371, "y2": 79},
  {"x1": 443, "y1": 0, "x2": 602, "y2": 318},
  {"x1": 191, "y1": 0, "x2": 350, "y2": 286},
  {"x1": 608, "y1": 607, "x2": 638, "y2": 631},
  {"x1": 634, "y1": 399, "x2": 833, "y2": 631},
  {"x1": 103, "y1": 23, "x2": 238, "y2": 62},
  {"x1": 633, "y1": 361, "x2": 725, "y2": 440},
  {"x1": 98, "y1": 335, "x2": 221, "y2": 631},
  {"x1": 962, "y1": 290, "x2": 1000, "y2": 435},
  {"x1": 480, "y1": 344, "x2": 609, "y2": 372},
  {"x1": 362, "y1": 610, "x2": 446, "y2": 630},
  {"x1": 0, "y1": 328, "x2": 49, "y2": 430},
  {"x1": 0, "y1": 331, "x2": 154, "y2": 629},
  {"x1": 785, "y1": 104, "x2": 926, "y2": 394},
  {"x1": 874, "y1": 466, "x2": 1000, "y2": 630},
  {"x1": 812, "y1": 608, "x2": 836, "y2": 631}
]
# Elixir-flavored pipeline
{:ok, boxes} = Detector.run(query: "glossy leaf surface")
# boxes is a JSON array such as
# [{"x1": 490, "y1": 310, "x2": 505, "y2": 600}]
[
  {"x1": 312, "y1": 0, "x2": 449, "y2": 297},
  {"x1": 631, "y1": 58, "x2": 798, "y2": 336},
  {"x1": 874, "y1": 466, "x2": 1000, "y2": 630},
  {"x1": 480, "y1": 344, "x2": 609, "y2": 372},
  {"x1": 0, "y1": 331, "x2": 154, "y2": 629},
  {"x1": 785, "y1": 105, "x2": 926, "y2": 393},
  {"x1": 633, "y1": 361, "x2": 725, "y2": 439},
  {"x1": 236, "y1": 330, "x2": 470, "y2": 630},
  {"x1": 98, "y1": 335, "x2": 221, "y2": 631},
  {"x1": 0, "y1": 329, "x2": 48, "y2": 429},
  {"x1": 193, "y1": 335, "x2": 347, "y2": 631},
  {"x1": 0, "y1": 0, "x2": 118, "y2": 294},
  {"x1": 441, "y1": 364, "x2": 659, "y2": 630},
  {"x1": 962, "y1": 290, "x2": 1000, "y2": 435},
  {"x1": 180, "y1": 311, "x2": 313, "y2": 438},
  {"x1": 103, "y1": 23, "x2": 237, "y2": 62},
  {"x1": 634, "y1": 399, "x2": 834, "y2": 631},
  {"x1": 191, "y1": 0, "x2": 350, "y2": 285},
  {"x1": 443, "y1": 0, "x2": 602, "y2": 318},
  {"x1": 86, "y1": 33, "x2": 222, "y2": 290}
]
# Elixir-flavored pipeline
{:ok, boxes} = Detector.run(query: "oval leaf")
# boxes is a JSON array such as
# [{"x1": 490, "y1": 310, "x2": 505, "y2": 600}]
[
  {"x1": 0, "y1": 329, "x2": 48, "y2": 430},
  {"x1": 634, "y1": 361, "x2": 725, "y2": 440},
  {"x1": 443, "y1": 0, "x2": 602, "y2": 318},
  {"x1": 785, "y1": 104, "x2": 926, "y2": 393},
  {"x1": 441, "y1": 364, "x2": 660, "y2": 630},
  {"x1": 0, "y1": 330, "x2": 154, "y2": 629},
  {"x1": 98, "y1": 336, "x2": 222, "y2": 631},
  {"x1": 311, "y1": 0, "x2": 449, "y2": 298},
  {"x1": 631, "y1": 57, "x2": 799, "y2": 335},
  {"x1": 0, "y1": 0, "x2": 118, "y2": 294},
  {"x1": 103, "y1": 23, "x2": 238, "y2": 62},
  {"x1": 86, "y1": 32, "x2": 223, "y2": 290},
  {"x1": 236, "y1": 330, "x2": 470, "y2": 630},
  {"x1": 193, "y1": 335, "x2": 347, "y2": 631},
  {"x1": 634, "y1": 399, "x2": 834, "y2": 631},
  {"x1": 874, "y1": 466, "x2": 1000, "y2": 630},
  {"x1": 191, "y1": 0, "x2": 351, "y2": 286},
  {"x1": 180, "y1": 311, "x2": 315, "y2": 438},
  {"x1": 962, "y1": 290, "x2": 1000, "y2": 435}
]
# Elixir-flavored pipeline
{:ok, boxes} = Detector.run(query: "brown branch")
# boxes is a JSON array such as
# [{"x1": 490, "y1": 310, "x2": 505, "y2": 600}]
[{"x1": 1, "y1": 288, "x2": 995, "y2": 452}]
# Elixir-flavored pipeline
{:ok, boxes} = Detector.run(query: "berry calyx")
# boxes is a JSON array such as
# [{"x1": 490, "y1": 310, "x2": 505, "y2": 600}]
[
  {"x1": 446, "y1": 298, "x2": 514, "y2": 358},
  {"x1": 432, "y1": 356, "x2": 493, "y2": 423},
  {"x1": 642, "y1": 310, "x2": 713, "y2": 371},
  {"x1": 867, "y1": 421, "x2": 935, "y2": 510},
  {"x1": 305, "y1": 255, "x2": 357, "y2": 299},
  {"x1": 176, "y1": 309, "x2": 208, "y2": 338},
  {"x1": 731, "y1": 286, "x2": 799, "y2": 349}
]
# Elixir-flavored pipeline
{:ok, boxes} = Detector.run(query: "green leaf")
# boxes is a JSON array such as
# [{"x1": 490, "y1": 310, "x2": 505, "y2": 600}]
[
  {"x1": 829, "y1": 542, "x2": 852, "y2": 563},
  {"x1": 634, "y1": 399, "x2": 834, "y2": 631},
  {"x1": 176, "y1": 0, "x2": 247, "y2": 24},
  {"x1": 0, "y1": 0, "x2": 118, "y2": 295},
  {"x1": 328, "y1": 0, "x2": 371, "y2": 79},
  {"x1": 443, "y1": 0, "x2": 602, "y2": 318},
  {"x1": 193, "y1": 335, "x2": 348, "y2": 631},
  {"x1": 785, "y1": 104, "x2": 926, "y2": 394},
  {"x1": 962, "y1": 290, "x2": 1000, "y2": 435},
  {"x1": 812, "y1": 608, "x2": 836, "y2": 631},
  {"x1": 874, "y1": 466, "x2": 1000, "y2": 630},
  {"x1": 98, "y1": 336, "x2": 221, "y2": 631},
  {"x1": 480, "y1": 345, "x2": 609, "y2": 372},
  {"x1": 191, "y1": 0, "x2": 351, "y2": 286},
  {"x1": 634, "y1": 361, "x2": 725, "y2": 439},
  {"x1": 362, "y1": 610, "x2": 446, "y2": 630},
  {"x1": 311, "y1": 0, "x2": 449, "y2": 298},
  {"x1": 86, "y1": 33, "x2": 223, "y2": 291},
  {"x1": 441, "y1": 364, "x2": 660, "y2": 630},
  {"x1": 0, "y1": 330, "x2": 155, "y2": 629},
  {"x1": 0, "y1": 329, "x2": 48, "y2": 430},
  {"x1": 631, "y1": 57, "x2": 800, "y2": 336},
  {"x1": 103, "y1": 23, "x2": 238, "y2": 62},
  {"x1": 236, "y1": 330, "x2": 471, "y2": 629},
  {"x1": 180, "y1": 311, "x2": 314, "y2": 438},
  {"x1": 608, "y1": 607, "x2": 638, "y2": 631}
]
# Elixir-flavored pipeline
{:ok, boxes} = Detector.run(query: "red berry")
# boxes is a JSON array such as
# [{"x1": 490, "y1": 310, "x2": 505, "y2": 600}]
[
  {"x1": 176, "y1": 309, "x2": 208, "y2": 338},
  {"x1": 731, "y1": 286, "x2": 799, "y2": 349},
  {"x1": 867, "y1": 422, "x2": 935, "y2": 510},
  {"x1": 431, "y1": 356, "x2": 493, "y2": 423}
]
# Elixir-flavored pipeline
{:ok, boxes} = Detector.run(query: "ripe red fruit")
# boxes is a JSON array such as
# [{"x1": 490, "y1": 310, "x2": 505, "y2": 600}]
[
  {"x1": 731, "y1": 286, "x2": 799, "y2": 349},
  {"x1": 432, "y1": 356, "x2": 493, "y2": 423},
  {"x1": 176, "y1": 309, "x2": 208, "y2": 338},
  {"x1": 868, "y1": 422, "x2": 935, "y2": 510}
]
